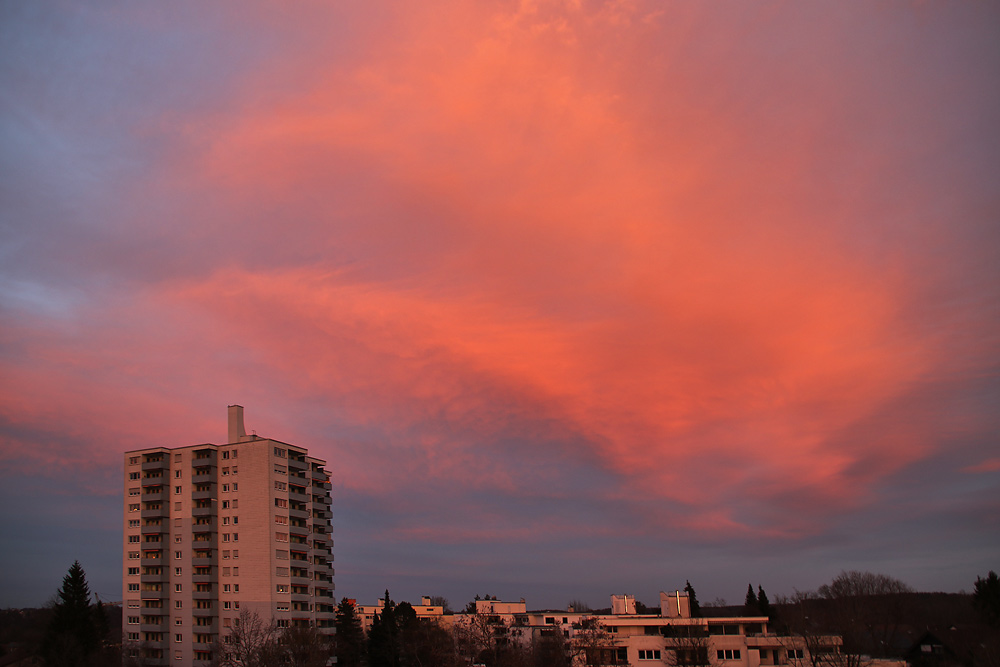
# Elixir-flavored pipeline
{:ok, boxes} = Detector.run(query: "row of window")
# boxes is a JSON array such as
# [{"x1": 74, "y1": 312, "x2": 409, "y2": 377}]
[{"x1": 127, "y1": 449, "x2": 239, "y2": 467}]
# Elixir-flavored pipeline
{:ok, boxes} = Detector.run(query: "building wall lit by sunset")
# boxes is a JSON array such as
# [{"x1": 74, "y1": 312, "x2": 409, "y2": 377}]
[{"x1": 122, "y1": 405, "x2": 334, "y2": 665}]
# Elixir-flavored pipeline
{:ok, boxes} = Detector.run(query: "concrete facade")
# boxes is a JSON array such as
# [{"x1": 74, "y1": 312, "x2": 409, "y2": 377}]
[{"x1": 122, "y1": 405, "x2": 334, "y2": 666}]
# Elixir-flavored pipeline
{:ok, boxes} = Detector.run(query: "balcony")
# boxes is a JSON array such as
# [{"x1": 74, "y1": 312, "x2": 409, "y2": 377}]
[
  {"x1": 140, "y1": 622, "x2": 165, "y2": 633},
  {"x1": 141, "y1": 523, "x2": 166, "y2": 535},
  {"x1": 192, "y1": 503, "x2": 216, "y2": 517},
  {"x1": 141, "y1": 508, "x2": 168, "y2": 520},
  {"x1": 192, "y1": 488, "x2": 214, "y2": 501},
  {"x1": 141, "y1": 572, "x2": 168, "y2": 584},
  {"x1": 141, "y1": 475, "x2": 165, "y2": 487},
  {"x1": 141, "y1": 459, "x2": 167, "y2": 472},
  {"x1": 192, "y1": 572, "x2": 216, "y2": 585},
  {"x1": 192, "y1": 469, "x2": 215, "y2": 484},
  {"x1": 192, "y1": 588, "x2": 216, "y2": 600}
]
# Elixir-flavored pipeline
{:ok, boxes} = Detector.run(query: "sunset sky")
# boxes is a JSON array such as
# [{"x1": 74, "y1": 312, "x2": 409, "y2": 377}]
[{"x1": 1, "y1": 1, "x2": 998, "y2": 609}]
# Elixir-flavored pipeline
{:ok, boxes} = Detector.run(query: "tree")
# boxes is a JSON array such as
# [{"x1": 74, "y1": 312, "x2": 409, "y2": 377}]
[
  {"x1": 282, "y1": 625, "x2": 332, "y2": 667},
  {"x1": 570, "y1": 617, "x2": 621, "y2": 667},
  {"x1": 335, "y1": 599, "x2": 367, "y2": 667},
  {"x1": 684, "y1": 581, "x2": 701, "y2": 618},
  {"x1": 757, "y1": 586, "x2": 771, "y2": 617},
  {"x1": 219, "y1": 609, "x2": 281, "y2": 667},
  {"x1": 43, "y1": 561, "x2": 103, "y2": 667},
  {"x1": 396, "y1": 603, "x2": 458, "y2": 667},
  {"x1": 428, "y1": 596, "x2": 453, "y2": 614},
  {"x1": 368, "y1": 591, "x2": 401, "y2": 667},
  {"x1": 817, "y1": 571, "x2": 912, "y2": 659},
  {"x1": 973, "y1": 571, "x2": 1000, "y2": 627},
  {"x1": 663, "y1": 623, "x2": 711, "y2": 667},
  {"x1": 745, "y1": 584, "x2": 759, "y2": 615}
]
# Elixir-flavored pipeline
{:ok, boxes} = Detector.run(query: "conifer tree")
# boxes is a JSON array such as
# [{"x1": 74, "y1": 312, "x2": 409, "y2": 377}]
[
  {"x1": 43, "y1": 561, "x2": 101, "y2": 667},
  {"x1": 684, "y1": 580, "x2": 702, "y2": 617},
  {"x1": 335, "y1": 599, "x2": 367, "y2": 667},
  {"x1": 744, "y1": 584, "x2": 759, "y2": 614},
  {"x1": 757, "y1": 585, "x2": 771, "y2": 617}
]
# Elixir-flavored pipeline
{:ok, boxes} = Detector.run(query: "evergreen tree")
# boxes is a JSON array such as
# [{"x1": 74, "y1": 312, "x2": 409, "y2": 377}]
[
  {"x1": 973, "y1": 571, "x2": 1000, "y2": 627},
  {"x1": 43, "y1": 561, "x2": 101, "y2": 667},
  {"x1": 684, "y1": 581, "x2": 701, "y2": 617},
  {"x1": 335, "y1": 599, "x2": 367, "y2": 667},
  {"x1": 369, "y1": 590, "x2": 401, "y2": 667},
  {"x1": 757, "y1": 586, "x2": 771, "y2": 617},
  {"x1": 744, "y1": 584, "x2": 759, "y2": 614}
]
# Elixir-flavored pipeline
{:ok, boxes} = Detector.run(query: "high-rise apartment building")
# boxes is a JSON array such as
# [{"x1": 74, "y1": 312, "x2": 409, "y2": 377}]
[{"x1": 123, "y1": 405, "x2": 334, "y2": 665}]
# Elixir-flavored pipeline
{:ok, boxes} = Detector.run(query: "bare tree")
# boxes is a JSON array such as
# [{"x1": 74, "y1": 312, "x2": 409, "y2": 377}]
[
  {"x1": 661, "y1": 624, "x2": 711, "y2": 667},
  {"x1": 218, "y1": 609, "x2": 281, "y2": 667},
  {"x1": 570, "y1": 617, "x2": 623, "y2": 667},
  {"x1": 282, "y1": 625, "x2": 333, "y2": 667}
]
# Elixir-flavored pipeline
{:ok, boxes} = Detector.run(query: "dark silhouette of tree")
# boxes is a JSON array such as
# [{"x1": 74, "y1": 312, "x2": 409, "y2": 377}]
[
  {"x1": 973, "y1": 571, "x2": 1000, "y2": 627},
  {"x1": 282, "y1": 624, "x2": 332, "y2": 667},
  {"x1": 335, "y1": 599, "x2": 367, "y2": 667},
  {"x1": 43, "y1": 561, "x2": 103, "y2": 667},
  {"x1": 684, "y1": 581, "x2": 701, "y2": 618},
  {"x1": 219, "y1": 609, "x2": 280, "y2": 667},
  {"x1": 369, "y1": 591, "x2": 401, "y2": 667},
  {"x1": 816, "y1": 571, "x2": 913, "y2": 660},
  {"x1": 396, "y1": 602, "x2": 458, "y2": 667},
  {"x1": 757, "y1": 586, "x2": 771, "y2": 617},
  {"x1": 745, "y1": 584, "x2": 759, "y2": 615},
  {"x1": 428, "y1": 596, "x2": 453, "y2": 613}
]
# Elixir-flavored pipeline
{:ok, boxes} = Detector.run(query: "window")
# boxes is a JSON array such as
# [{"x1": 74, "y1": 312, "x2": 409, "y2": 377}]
[
  {"x1": 222, "y1": 484, "x2": 229, "y2": 493},
  {"x1": 222, "y1": 500, "x2": 230, "y2": 509},
  {"x1": 128, "y1": 551, "x2": 140, "y2": 560},
  {"x1": 224, "y1": 584, "x2": 231, "y2": 593},
  {"x1": 175, "y1": 618, "x2": 183, "y2": 626},
  {"x1": 274, "y1": 481, "x2": 286, "y2": 491},
  {"x1": 129, "y1": 456, "x2": 140, "y2": 464},
  {"x1": 232, "y1": 466, "x2": 237, "y2": 474},
  {"x1": 128, "y1": 583, "x2": 139, "y2": 592},
  {"x1": 224, "y1": 601, "x2": 233, "y2": 610},
  {"x1": 233, "y1": 516, "x2": 238, "y2": 524},
  {"x1": 174, "y1": 535, "x2": 182, "y2": 543},
  {"x1": 274, "y1": 447, "x2": 286, "y2": 458},
  {"x1": 233, "y1": 567, "x2": 238, "y2": 576},
  {"x1": 232, "y1": 499, "x2": 238, "y2": 508},
  {"x1": 275, "y1": 515, "x2": 288, "y2": 525},
  {"x1": 223, "y1": 550, "x2": 230, "y2": 559},
  {"x1": 175, "y1": 600, "x2": 183, "y2": 609},
  {"x1": 175, "y1": 453, "x2": 182, "y2": 462},
  {"x1": 274, "y1": 464, "x2": 287, "y2": 475},
  {"x1": 174, "y1": 486, "x2": 181, "y2": 494},
  {"x1": 640, "y1": 650, "x2": 662, "y2": 660},
  {"x1": 222, "y1": 450, "x2": 230, "y2": 460},
  {"x1": 788, "y1": 650, "x2": 804, "y2": 660},
  {"x1": 276, "y1": 603, "x2": 290, "y2": 611},
  {"x1": 275, "y1": 498, "x2": 288, "y2": 508},
  {"x1": 232, "y1": 533, "x2": 238, "y2": 541},
  {"x1": 276, "y1": 550, "x2": 289, "y2": 560},
  {"x1": 277, "y1": 584, "x2": 289, "y2": 593},
  {"x1": 223, "y1": 567, "x2": 230, "y2": 576},
  {"x1": 232, "y1": 449, "x2": 237, "y2": 458},
  {"x1": 234, "y1": 583, "x2": 239, "y2": 592},
  {"x1": 129, "y1": 535, "x2": 140, "y2": 543},
  {"x1": 128, "y1": 616, "x2": 140, "y2": 624},
  {"x1": 174, "y1": 551, "x2": 182, "y2": 559},
  {"x1": 175, "y1": 584, "x2": 182, "y2": 592},
  {"x1": 175, "y1": 567, "x2": 182, "y2": 576},
  {"x1": 232, "y1": 482, "x2": 238, "y2": 491},
  {"x1": 277, "y1": 567, "x2": 289, "y2": 577},
  {"x1": 232, "y1": 550, "x2": 238, "y2": 558},
  {"x1": 223, "y1": 517, "x2": 230, "y2": 526},
  {"x1": 276, "y1": 532, "x2": 288, "y2": 542},
  {"x1": 128, "y1": 567, "x2": 140, "y2": 575},
  {"x1": 129, "y1": 504, "x2": 140, "y2": 512},
  {"x1": 129, "y1": 472, "x2": 140, "y2": 480},
  {"x1": 718, "y1": 650, "x2": 742, "y2": 660},
  {"x1": 223, "y1": 534, "x2": 230, "y2": 542},
  {"x1": 222, "y1": 467, "x2": 229, "y2": 476},
  {"x1": 175, "y1": 469, "x2": 182, "y2": 478},
  {"x1": 129, "y1": 519, "x2": 140, "y2": 527},
  {"x1": 175, "y1": 633, "x2": 183, "y2": 643}
]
